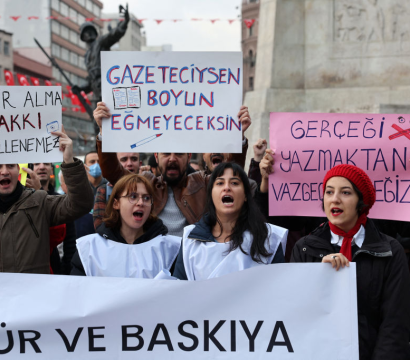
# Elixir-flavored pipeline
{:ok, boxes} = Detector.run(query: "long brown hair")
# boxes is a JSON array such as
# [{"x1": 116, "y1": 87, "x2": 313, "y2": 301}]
[{"x1": 103, "y1": 174, "x2": 157, "y2": 230}]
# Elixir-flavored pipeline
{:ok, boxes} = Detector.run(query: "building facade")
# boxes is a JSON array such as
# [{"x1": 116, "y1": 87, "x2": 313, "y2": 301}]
[
  {"x1": 241, "y1": 0, "x2": 260, "y2": 94},
  {"x1": 0, "y1": 30, "x2": 13, "y2": 85},
  {"x1": 0, "y1": 0, "x2": 103, "y2": 155},
  {"x1": 102, "y1": 13, "x2": 145, "y2": 51}
]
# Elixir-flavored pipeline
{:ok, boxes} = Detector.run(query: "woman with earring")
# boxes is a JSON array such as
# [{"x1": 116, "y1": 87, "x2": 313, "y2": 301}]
[
  {"x1": 71, "y1": 174, "x2": 181, "y2": 278},
  {"x1": 173, "y1": 162, "x2": 288, "y2": 280},
  {"x1": 290, "y1": 164, "x2": 410, "y2": 359}
]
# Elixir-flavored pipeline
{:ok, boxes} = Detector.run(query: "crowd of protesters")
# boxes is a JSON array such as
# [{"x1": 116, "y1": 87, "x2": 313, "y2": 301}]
[{"x1": 0, "y1": 103, "x2": 410, "y2": 358}]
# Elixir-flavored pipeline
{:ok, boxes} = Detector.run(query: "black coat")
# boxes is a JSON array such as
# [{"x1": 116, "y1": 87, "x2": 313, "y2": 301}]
[
  {"x1": 290, "y1": 219, "x2": 410, "y2": 360},
  {"x1": 70, "y1": 219, "x2": 168, "y2": 276}
]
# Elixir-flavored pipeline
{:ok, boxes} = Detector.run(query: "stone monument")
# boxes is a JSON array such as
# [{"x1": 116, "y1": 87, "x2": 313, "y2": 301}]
[{"x1": 244, "y1": 0, "x2": 410, "y2": 162}]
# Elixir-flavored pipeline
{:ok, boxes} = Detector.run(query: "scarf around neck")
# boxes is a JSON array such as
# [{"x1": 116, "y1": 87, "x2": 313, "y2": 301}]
[
  {"x1": 328, "y1": 213, "x2": 367, "y2": 261},
  {"x1": 0, "y1": 181, "x2": 24, "y2": 214}
]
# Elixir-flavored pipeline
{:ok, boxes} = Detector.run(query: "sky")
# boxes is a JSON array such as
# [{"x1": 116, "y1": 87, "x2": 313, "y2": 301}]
[{"x1": 100, "y1": 0, "x2": 243, "y2": 51}]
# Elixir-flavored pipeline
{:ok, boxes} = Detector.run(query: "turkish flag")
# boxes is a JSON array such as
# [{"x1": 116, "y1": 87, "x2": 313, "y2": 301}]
[
  {"x1": 66, "y1": 85, "x2": 81, "y2": 106},
  {"x1": 17, "y1": 73, "x2": 30, "y2": 86},
  {"x1": 4, "y1": 70, "x2": 15, "y2": 85},
  {"x1": 71, "y1": 107, "x2": 80, "y2": 112},
  {"x1": 44, "y1": 80, "x2": 53, "y2": 86},
  {"x1": 30, "y1": 77, "x2": 40, "y2": 86},
  {"x1": 244, "y1": 19, "x2": 256, "y2": 29}
]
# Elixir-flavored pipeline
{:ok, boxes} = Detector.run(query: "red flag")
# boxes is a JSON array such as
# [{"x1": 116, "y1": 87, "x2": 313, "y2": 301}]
[
  {"x1": 4, "y1": 70, "x2": 15, "y2": 85},
  {"x1": 44, "y1": 80, "x2": 53, "y2": 86},
  {"x1": 244, "y1": 19, "x2": 256, "y2": 29},
  {"x1": 66, "y1": 86, "x2": 81, "y2": 106},
  {"x1": 28, "y1": 16, "x2": 39, "y2": 20},
  {"x1": 172, "y1": 19, "x2": 182, "y2": 23},
  {"x1": 30, "y1": 77, "x2": 40, "y2": 86},
  {"x1": 46, "y1": 16, "x2": 58, "y2": 20},
  {"x1": 138, "y1": 19, "x2": 147, "y2": 23},
  {"x1": 155, "y1": 19, "x2": 163, "y2": 24},
  {"x1": 62, "y1": 107, "x2": 67, "y2": 112},
  {"x1": 191, "y1": 18, "x2": 202, "y2": 21},
  {"x1": 228, "y1": 19, "x2": 236, "y2": 24},
  {"x1": 210, "y1": 19, "x2": 219, "y2": 24},
  {"x1": 10, "y1": 16, "x2": 21, "y2": 21},
  {"x1": 71, "y1": 107, "x2": 80, "y2": 112},
  {"x1": 100, "y1": 18, "x2": 112, "y2": 22},
  {"x1": 17, "y1": 73, "x2": 30, "y2": 86},
  {"x1": 85, "y1": 17, "x2": 95, "y2": 22}
]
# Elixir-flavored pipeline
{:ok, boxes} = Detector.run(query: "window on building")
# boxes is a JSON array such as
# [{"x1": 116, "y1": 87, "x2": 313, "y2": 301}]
[
  {"x1": 60, "y1": 2, "x2": 69, "y2": 16},
  {"x1": 61, "y1": 48, "x2": 69, "y2": 62},
  {"x1": 51, "y1": 0, "x2": 59, "y2": 11},
  {"x1": 78, "y1": 0, "x2": 86, "y2": 7},
  {"x1": 249, "y1": 50, "x2": 255, "y2": 67},
  {"x1": 53, "y1": 67, "x2": 61, "y2": 81},
  {"x1": 249, "y1": 0, "x2": 258, "y2": 3},
  {"x1": 51, "y1": 43, "x2": 61, "y2": 57},
  {"x1": 69, "y1": 8, "x2": 77, "y2": 22},
  {"x1": 249, "y1": 25, "x2": 253, "y2": 37},
  {"x1": 0, "y1": 39, "x2": 2, "y2": 54},
  {"x1": 51, "y1": 20, "x2": 60, "y2": 35},
  {"x1": 249, "y1": 76, "x2": 254, "y2": 91},
  {"x1": 93, "y1": 4, "x2": 100, "y2": 17},
  {"x1": 61, "y1": 25, "x2": 69, "y2": 39},
  {"x1": 4, "y1": 41, "x2": 10, "y2": 56},
  {"x1": 71, "y1": 52, "x2": 79, "y2": 66},
  {"x1": 86, "y1": 0, "x2": 93, "y2": 12},
  {"x1": 70, "y1": 30, "x2": 78, "y2": 45},
  {"x1": 71, "y1": 73, "x2": 78, "y2": 84},
  {"x1": 78, "y1": 13, "x2": 85, "y2": 25}
]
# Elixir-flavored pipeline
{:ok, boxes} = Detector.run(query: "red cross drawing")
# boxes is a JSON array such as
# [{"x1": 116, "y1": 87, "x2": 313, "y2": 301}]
[{"x1": 389, "y1": 124, "x2": 410, "y2": 141}]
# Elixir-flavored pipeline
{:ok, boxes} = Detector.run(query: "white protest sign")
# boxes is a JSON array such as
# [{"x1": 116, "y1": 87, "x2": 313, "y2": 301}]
[
  {"x1": 101, "y1": 51, "x2": 243, "y2": 153},
  {"x1": 0, "y1": 264, "x2": 358, "y2": 359},
  {"x1": 0, "y1": 86, "x2": 63, "y2": 164}
]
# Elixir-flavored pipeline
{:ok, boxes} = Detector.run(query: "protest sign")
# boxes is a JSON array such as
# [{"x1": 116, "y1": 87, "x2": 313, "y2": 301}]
[
  {"x1": 0, "y1": 86, "x2": 63, "y2": 164},
  {"x1": 0, "y1": 264, "x2": 358, "y2": 359},
  {"x1": 101, "y1": 51, "x2": 243, "y2": 153},
  {"x1": 269, "y1": 112, "x2": 410, "y2": 221}
]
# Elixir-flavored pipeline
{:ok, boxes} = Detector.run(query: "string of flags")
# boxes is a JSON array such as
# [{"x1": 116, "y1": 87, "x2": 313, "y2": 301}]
[
  {"x1": 4, "y1": 70, "x2": 92, "y2": 113},
  {"x1": 3, "y1": 16, "x2": 258, "y2": 28}
]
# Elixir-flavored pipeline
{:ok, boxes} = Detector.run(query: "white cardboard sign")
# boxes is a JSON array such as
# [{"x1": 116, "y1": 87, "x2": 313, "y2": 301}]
[
  {"x1": 101, "y1": 51, "x2": 243, "y2": 153},
  {"x1": 0, "y1": 86, "x2": 63, "y2": 164},
  {"x1": 0, "y1": 264, "x2": 358, "y2": 359}
]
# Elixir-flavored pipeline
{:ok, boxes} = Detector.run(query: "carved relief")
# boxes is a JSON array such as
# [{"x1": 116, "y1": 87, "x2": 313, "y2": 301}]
[{"x1": 334, "y1": 0, "x2": 410, "y2": 46}]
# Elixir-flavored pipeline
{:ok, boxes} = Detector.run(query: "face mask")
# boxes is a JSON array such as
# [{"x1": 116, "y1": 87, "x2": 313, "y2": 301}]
[{"x1": 87, "y1": 163, "x2": 102, "y2": 178}]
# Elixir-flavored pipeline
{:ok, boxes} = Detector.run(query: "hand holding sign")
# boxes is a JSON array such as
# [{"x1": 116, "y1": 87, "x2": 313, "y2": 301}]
[
  {"x1": 237, "y1": 106, "x2": 251, "y2": 139},
  {"x1": 93, "y1": 102, "x2": 111, "y2": 134},
  {"x1": 23, "y1": 167, "x2": 41, "y2": 190},
  {"x1": 260, "y1": 149, "x2": 275, "y2": 193},
  {"x1": 51, "y1": 125, "x2": 73, "y2": 164}
]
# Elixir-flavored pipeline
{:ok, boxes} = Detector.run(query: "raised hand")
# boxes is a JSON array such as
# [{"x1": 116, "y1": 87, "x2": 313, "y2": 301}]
[
  {"x1": 51, "y1": 125, "x2": 74, "y2": 164},
  {"x1": 253, "y1": 139, "x2": 267, "y2": 162},
  {"x1": 237, "y1": 106, "x2": 251, "y2": 139},
  {"x1": 93, "y1": 102, "x2": 111, "y2": 134},
  {"x1": 259, "y1": 149, "x2": 275, "y2": 193},
  {"x1": 22, "y1": 167, "x2": 41, "y2": 191}
]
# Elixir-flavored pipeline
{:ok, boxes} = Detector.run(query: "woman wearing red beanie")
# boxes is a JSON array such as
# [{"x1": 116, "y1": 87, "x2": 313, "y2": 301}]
[{"x1": 291, "y1": 164, "x2": 410, "y2": 359}]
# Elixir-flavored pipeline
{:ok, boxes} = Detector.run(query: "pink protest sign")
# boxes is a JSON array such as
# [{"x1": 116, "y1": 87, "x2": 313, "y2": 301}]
[{"x1": 269, "y1": 112, "x2": 410, "y2": 221}]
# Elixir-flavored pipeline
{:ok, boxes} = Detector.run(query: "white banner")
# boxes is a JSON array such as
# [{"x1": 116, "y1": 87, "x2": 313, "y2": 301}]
[
  {"x1": 101, "y1": 51, "x2": 243, "y2": 153},
  {"x1": 0, "y1": 264, "x2": 358, "y2": 359},
  {"x1": 0, "y1": 86, "x2": 63, "y2": 164}
]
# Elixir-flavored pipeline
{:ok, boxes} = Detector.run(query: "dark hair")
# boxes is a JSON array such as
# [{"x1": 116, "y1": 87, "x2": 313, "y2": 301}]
[
  {"x1": 206, "y1": 162, "x2": 270, "y2": 263},
  {"x1": 84, "y1": 151, "x2": 98, "y2": 164},
  {"x1": 148, "y1": 155, "x2": 158, "y2": 168},
  {"x1": 103, "y1": 174, "x2": 157, "y2": 230},
  {"x1": 322, "y1": 179, "x2": 366, "y2": 214}
]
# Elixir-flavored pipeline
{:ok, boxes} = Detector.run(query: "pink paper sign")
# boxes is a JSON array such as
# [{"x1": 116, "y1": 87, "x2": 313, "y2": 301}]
[{"x1": 270, "y1": 112, "x2": 410, "y2": 221}]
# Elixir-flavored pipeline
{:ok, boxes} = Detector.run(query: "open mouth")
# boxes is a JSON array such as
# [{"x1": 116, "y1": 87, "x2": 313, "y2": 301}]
[
  {"x1": 222, "y1": 195, "x2": 234, "y2": 204},
  {"x1": 331, "y1": 208, "x2": 343, "y2": 216},
  {"x1": 211, "y1": 155, "x2": 223, "y2": 166},
  {"x1": 133, "y1": 210, "x2": 144, "y2": 219},
  {"x1": 0, "y1": 179, "x2": 11, "y2": 186}
]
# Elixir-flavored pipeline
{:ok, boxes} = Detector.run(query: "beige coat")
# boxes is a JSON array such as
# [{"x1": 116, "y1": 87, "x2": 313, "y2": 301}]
[{"x1": 0, "y1": 159, "x2": 94, "y2": 273}]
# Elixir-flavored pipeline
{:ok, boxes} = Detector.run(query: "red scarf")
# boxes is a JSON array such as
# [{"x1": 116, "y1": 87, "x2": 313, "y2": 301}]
[{"x1": 328, "y1": 213, "x2": 367, "y2": 261}]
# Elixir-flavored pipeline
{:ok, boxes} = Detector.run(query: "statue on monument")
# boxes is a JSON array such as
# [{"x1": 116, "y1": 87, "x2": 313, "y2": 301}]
[{"x1": 72, "y1": 4, "x2": 130, "y2": 104}]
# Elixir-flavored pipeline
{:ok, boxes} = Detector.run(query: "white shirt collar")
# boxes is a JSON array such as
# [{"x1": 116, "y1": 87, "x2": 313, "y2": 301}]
[{"x1": 330, "y1": 225, "x2": 365, "y2": 248}]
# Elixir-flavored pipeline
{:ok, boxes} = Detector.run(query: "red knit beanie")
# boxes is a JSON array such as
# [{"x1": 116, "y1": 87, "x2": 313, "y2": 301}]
[{"x1": 322, "y1": 165, "x2": 376, "y2": 215}]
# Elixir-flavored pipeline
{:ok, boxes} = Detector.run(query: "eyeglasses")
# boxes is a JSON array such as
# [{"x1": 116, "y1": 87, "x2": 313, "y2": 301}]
[{"x1": 120, "y1": 193, "x2": 153, "y2": 206}]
